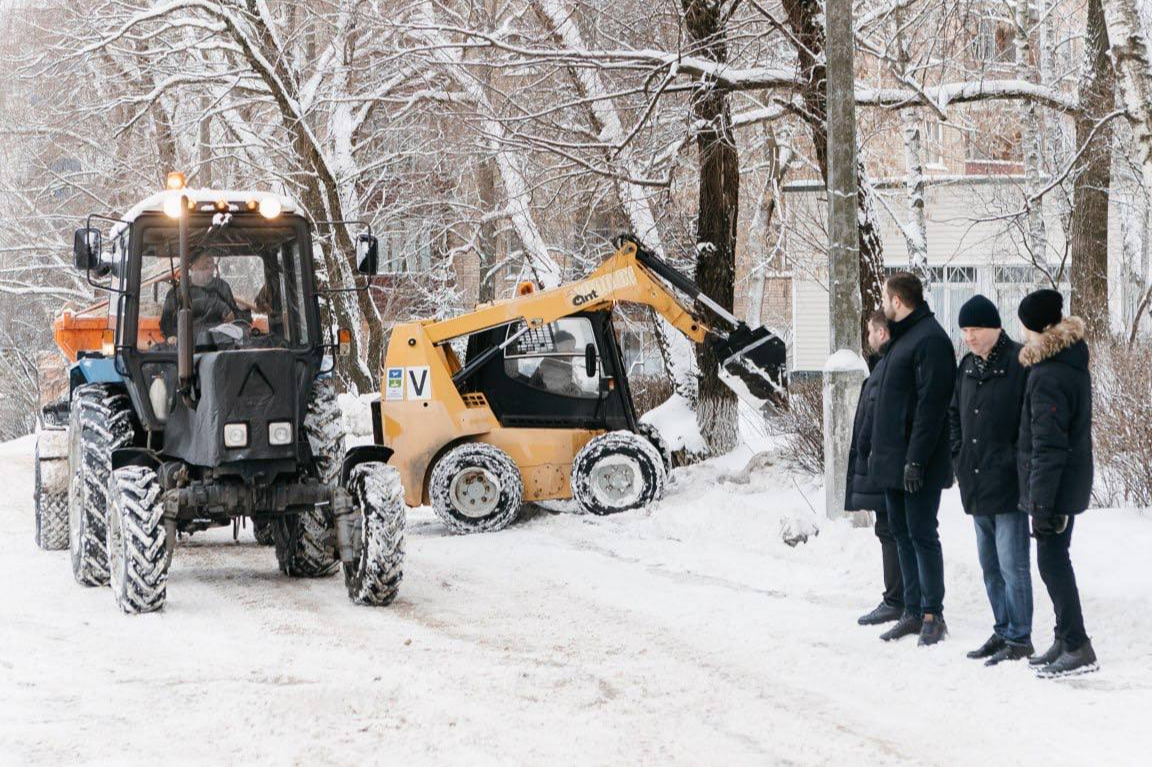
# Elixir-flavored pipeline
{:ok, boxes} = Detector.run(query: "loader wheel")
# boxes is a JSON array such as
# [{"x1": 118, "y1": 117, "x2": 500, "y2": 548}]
[
  {"x1": 636, "y1": 422, "x2": 672, "y2": 471},
  {"x1": 68, "y1": 385, "x2": 135, "y2": 587},
  {"x1": 429, "y1": 442, "x2": 523, "y2": 534},
  {"x1": 272, "y1": 509, "x2": 340, "y2": 578},
  {"x1": 251, "y1": 518, "x2": 276, "y2": 546},
  {"x1": 107, "y1": 465, "x2": 168, "y2": 614},
  {"x1": 572, "y1": 431, "x2": 666, "y2": 516},
  {"x1": 343, "y1": 463, "x2": 405, "y2": 606},
  {"x1": 34, "y1": 437, "x2": 70, "y2": 550}
]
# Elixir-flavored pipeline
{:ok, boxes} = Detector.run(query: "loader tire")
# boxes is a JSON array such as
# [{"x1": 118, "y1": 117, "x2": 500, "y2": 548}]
[
  {"x1": 107, "y1": 465, "x2": 168, "y2": 614},
  {"x1": 68, "y1": 385, "x2": 135, "y2": 587},
  {"x1": 251, "y1": 518, "x2": 276, "y2": 546},
  {"x1": 343, "y1": 462, "x2": 405, "y2": 606},
  {"x1": 572, "y1": 431, "x2": 666, "y2": 516},
  {"x1": 430, "y1": 442, "x2": 523, "y2": 534},
  {"x1": 34, "y1": 438, "x2": 70, "y2": 550}
]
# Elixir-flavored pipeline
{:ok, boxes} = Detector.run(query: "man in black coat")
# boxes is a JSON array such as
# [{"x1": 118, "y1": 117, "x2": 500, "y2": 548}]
[
  {"x1": 1016, "y1": 290, "x2": 1097, "y2": 678},
  {"x1": 160, "y1": 251, "x2": 245, "y2": 340},
  {"x1": 869, "y1": 272, "x2": 956, "y2": 645},
  {"x1": 947, "y1": 295, "x2": 1033, "y2": 665},
  {"x1": 846, "y1": 311, "x2": 904, "y2": 626}
]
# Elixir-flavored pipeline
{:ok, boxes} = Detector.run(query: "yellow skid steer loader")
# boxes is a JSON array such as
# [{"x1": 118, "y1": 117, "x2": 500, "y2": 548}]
[{"x1": 374, "y1": 235, "x2": 786, "y2": 533}]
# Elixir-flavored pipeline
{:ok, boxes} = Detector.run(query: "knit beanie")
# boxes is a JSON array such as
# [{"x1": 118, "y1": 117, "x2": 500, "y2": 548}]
[
  {"x1": 1018, "y1": 289, "x2": 1064, "y2": 333},
  {"x1": 957, "y1": 294, "x2": 1001, "y2": 329}
]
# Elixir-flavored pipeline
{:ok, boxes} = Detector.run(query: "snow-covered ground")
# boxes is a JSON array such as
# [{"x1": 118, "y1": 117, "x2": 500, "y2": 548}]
[{"x1": 2, "y1": 432, "x2": 1151, "y2": 766}]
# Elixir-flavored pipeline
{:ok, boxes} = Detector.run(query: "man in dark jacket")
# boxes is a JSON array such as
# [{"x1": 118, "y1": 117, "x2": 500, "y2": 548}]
[
  {"x1": 160, "y1": 251, "x2": 244, "y2": 340},
  {"x1": 948, "y1": 295, "x2": 1033, "y2": 665},
  {"x1": 846, "y1": 311, "x2": 904, "y2": 626},
  {"x1": 1016, "y1": 290, "x2": 1097, "y2": 678},
  {"x1": 870, "y1": 272, "x2": 956, "y2": 646}
]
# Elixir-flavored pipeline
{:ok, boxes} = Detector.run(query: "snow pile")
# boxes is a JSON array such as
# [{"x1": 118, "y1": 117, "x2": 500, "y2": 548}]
[
  {"x1": 640, "y1": 393, "x2": 707, "y2": 454},
  {"x1": 823, "y1": 348, "x2": 870, "y2": 373},
  {"x1": 338, "y1": 392, "x2": 377, "y2": 445}
]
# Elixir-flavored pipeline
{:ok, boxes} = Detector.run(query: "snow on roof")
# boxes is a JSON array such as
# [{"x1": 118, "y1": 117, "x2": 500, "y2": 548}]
[{"x1": 109, "y1": 189, "x2": 302, "y2": 238}]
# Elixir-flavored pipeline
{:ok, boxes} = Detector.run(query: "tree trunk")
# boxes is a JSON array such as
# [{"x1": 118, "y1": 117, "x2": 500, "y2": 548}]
[
  {"x1": 1101, "y1": 0, "x2": 1152, "y2": 189},
  {"x1": 476, "y1": 154, "x2": 500, "y2": 303},
  {"x1": 682, "y1": 0, "x2": 739, "y2": 454},
  {"x1": 1069, "y1": 0, "x2": 1115, "y2": 338},
  {"x1": 782, "y1": 0, "x2": 885, "y2": 343}
]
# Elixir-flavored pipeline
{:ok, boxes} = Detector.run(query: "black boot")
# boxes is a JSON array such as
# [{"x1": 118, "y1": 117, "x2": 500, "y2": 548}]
[
  {"x1": 1029, "y1": 639, "x2": 1064, "y2": 667},
  {"x1": 966, "y1": 634, "x2": 1006, "y2": 660},
  {"x1": 858, "y1": 602, "x2": 904, "y2": 626},
  {"x1": 917, "y1": 614, "x2": 947, "y2": 646},
  {"x1": 880, "y1": 613, "x2": 923, "y2": 642},
  {"x1": 1036, "y1": 640, "x2": 1098, "y2": 678},
  {"x1": 985, "y1": 642, "x2": 1035, "y2": 667}
]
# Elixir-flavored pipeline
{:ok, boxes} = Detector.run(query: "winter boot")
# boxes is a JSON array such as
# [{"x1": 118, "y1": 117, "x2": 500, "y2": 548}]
[
  {"x1": 1036, "y1": 640, "x2": 1098, "y2": 679},
  {"x1": 966, "y1": 634, "x2": 1006, "y2": 660},
  {"x1": 985, "y1": 642, "x2": 1035, "y2": 667},
  {"x1": 917, "y1": 614, "x2": 947, "y2": 646},
  {"x1": 1029, "y1": 639, "x2": 1064, "y2": 667},
  {"x1": 858, "y1": 602, "x2": 904, "y2": 626},
  {"x1": 880, "y1": 613, "x2": 923, "y2": 642}
]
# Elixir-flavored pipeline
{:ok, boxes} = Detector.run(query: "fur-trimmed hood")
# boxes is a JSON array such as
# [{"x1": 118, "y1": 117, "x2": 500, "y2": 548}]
[{"x1": 1019, "y1": 316, "x2": 1088, "y2": 368}]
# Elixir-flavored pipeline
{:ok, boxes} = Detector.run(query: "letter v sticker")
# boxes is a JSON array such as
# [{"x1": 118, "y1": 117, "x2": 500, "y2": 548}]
[{"x1": 406, "y1": 366, "x2": 431, "y2": 400}]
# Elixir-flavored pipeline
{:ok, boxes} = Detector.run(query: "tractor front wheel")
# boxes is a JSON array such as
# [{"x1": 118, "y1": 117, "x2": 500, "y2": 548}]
[
  {"x1": 107, "y1": 465, "x2": 168, "y2": 614},
  {"x1": 342, "y1": 463, "x2": 405, "y2": 606},
  {"x1": 429, "y1": 443, "x2": 523, "y2": 534},
  {"x1": 571, "y1": 431, "x2": 666, "y2": 516}
]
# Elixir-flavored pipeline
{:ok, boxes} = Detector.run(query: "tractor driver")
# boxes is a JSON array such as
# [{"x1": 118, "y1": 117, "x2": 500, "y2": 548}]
[{"x1": 160, "y1": 250, "x2": 248, "y2": 341}]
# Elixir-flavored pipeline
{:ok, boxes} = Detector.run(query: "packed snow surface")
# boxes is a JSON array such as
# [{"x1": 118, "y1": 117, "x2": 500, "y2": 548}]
[{"x1": 2, "y1": 433, "x2": 1151, "y2": 765}]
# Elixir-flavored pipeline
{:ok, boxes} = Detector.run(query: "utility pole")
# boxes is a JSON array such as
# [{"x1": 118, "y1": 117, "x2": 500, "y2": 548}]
[{"x1": 824, "y1": 0, "x2": 866, "y2": 520}]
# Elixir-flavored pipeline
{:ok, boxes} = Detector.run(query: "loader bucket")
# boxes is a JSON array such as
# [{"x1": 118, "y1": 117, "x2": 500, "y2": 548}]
[{"x1": 715, "y1": 324, "x2": 787, "y2": 410}]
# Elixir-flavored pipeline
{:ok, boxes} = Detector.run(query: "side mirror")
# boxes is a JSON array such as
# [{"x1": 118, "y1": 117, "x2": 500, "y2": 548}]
[
  {"x1": 73, "y1": 227, "x2": 101, "y2": 271},
  {"x1": 584, "y1": 343, "x2": 598, "y2": 378},
  {"x1": 355, "y1": 233, "x2": 379, "y2": 275}
]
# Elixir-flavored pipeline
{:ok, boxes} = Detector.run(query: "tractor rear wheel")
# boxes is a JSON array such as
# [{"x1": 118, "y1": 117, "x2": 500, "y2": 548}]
[
  {"x1": 272, "y1": 509, "x2": 340, "y2": 577},
  {"x1": 636, "y1": 422, "x2": 673, "y2": 471},
  {"x1": 343, "y1": 462, "x2": 405, "y2": 606},
  {"x1": 251, "y1": 518, "x2": 275, "y2": 546},
  {"x1": 429, "y1": 442, "x2": 523, "y2": 534},
  {"x1": 273, "y1": 378, "x2": 347, "y2": 577},
  {"x1": 107, "y1": 465, "x2": 168, "y2": 614},
  {"x1": 67, "y1": 384, "x2": 135, "y2": 586},
  {"x1": 572, "y1": 431, "x2": 666, "y2": 516},
  {"x1": 34, "y1": 432, "x2": 70, "y2": 550}
]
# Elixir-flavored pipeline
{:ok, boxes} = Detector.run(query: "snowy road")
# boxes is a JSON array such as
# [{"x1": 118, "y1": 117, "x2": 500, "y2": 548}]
[{"x1": 2, "y1": 434, "x2": 1151, "y2": 766}]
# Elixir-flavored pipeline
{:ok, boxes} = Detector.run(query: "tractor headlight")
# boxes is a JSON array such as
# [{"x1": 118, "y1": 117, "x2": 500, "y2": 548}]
[
  {"x1": 163, "y1": 193, "x2": 185, "y2": 219},
  {"x1": 268, "y1": 421, "x2": 293, "y2": 446},
  {"x1": 223, "y1": 423, "x2": 249, "y2": 448},
  {"x1": 258, "y1": 196, "x2": 282, "y2": 219}
]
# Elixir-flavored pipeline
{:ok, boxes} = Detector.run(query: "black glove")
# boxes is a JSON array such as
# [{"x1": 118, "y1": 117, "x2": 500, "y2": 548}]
[
  {"x1": 903, "y1": 463, "x2": 924, "y2": 494},
  {"x1": 1031, "y1": 512, "x2": 1069, "y2": 537}
]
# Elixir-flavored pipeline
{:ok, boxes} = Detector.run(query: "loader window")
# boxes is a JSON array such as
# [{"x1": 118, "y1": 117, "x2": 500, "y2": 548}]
[{"x1": 503, "y1": 318, "x2": 600, "y2": 399}]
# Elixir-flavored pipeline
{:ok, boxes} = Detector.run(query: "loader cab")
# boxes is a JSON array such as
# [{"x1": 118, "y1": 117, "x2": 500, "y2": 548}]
[{"x1": 460, "y1": 310, "x2": 639, "y2": 432}]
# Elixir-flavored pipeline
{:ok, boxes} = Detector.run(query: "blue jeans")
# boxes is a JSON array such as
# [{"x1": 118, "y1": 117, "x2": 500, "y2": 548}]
[
  {"x1": 885, "y1": 488, "x2": 945, "y2": 617},
  {"x1": 973, "y1": 513, "x2": 1033, "y2": 645}
]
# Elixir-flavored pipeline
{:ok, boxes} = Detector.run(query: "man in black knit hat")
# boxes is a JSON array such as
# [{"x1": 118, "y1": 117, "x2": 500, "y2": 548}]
[
  {"x1": 1016, "y1": 289, "x2": 1097, "y2": 677},
  {"x1": 948, "y1": 295, "x2": 1033, "y2": 665}
]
